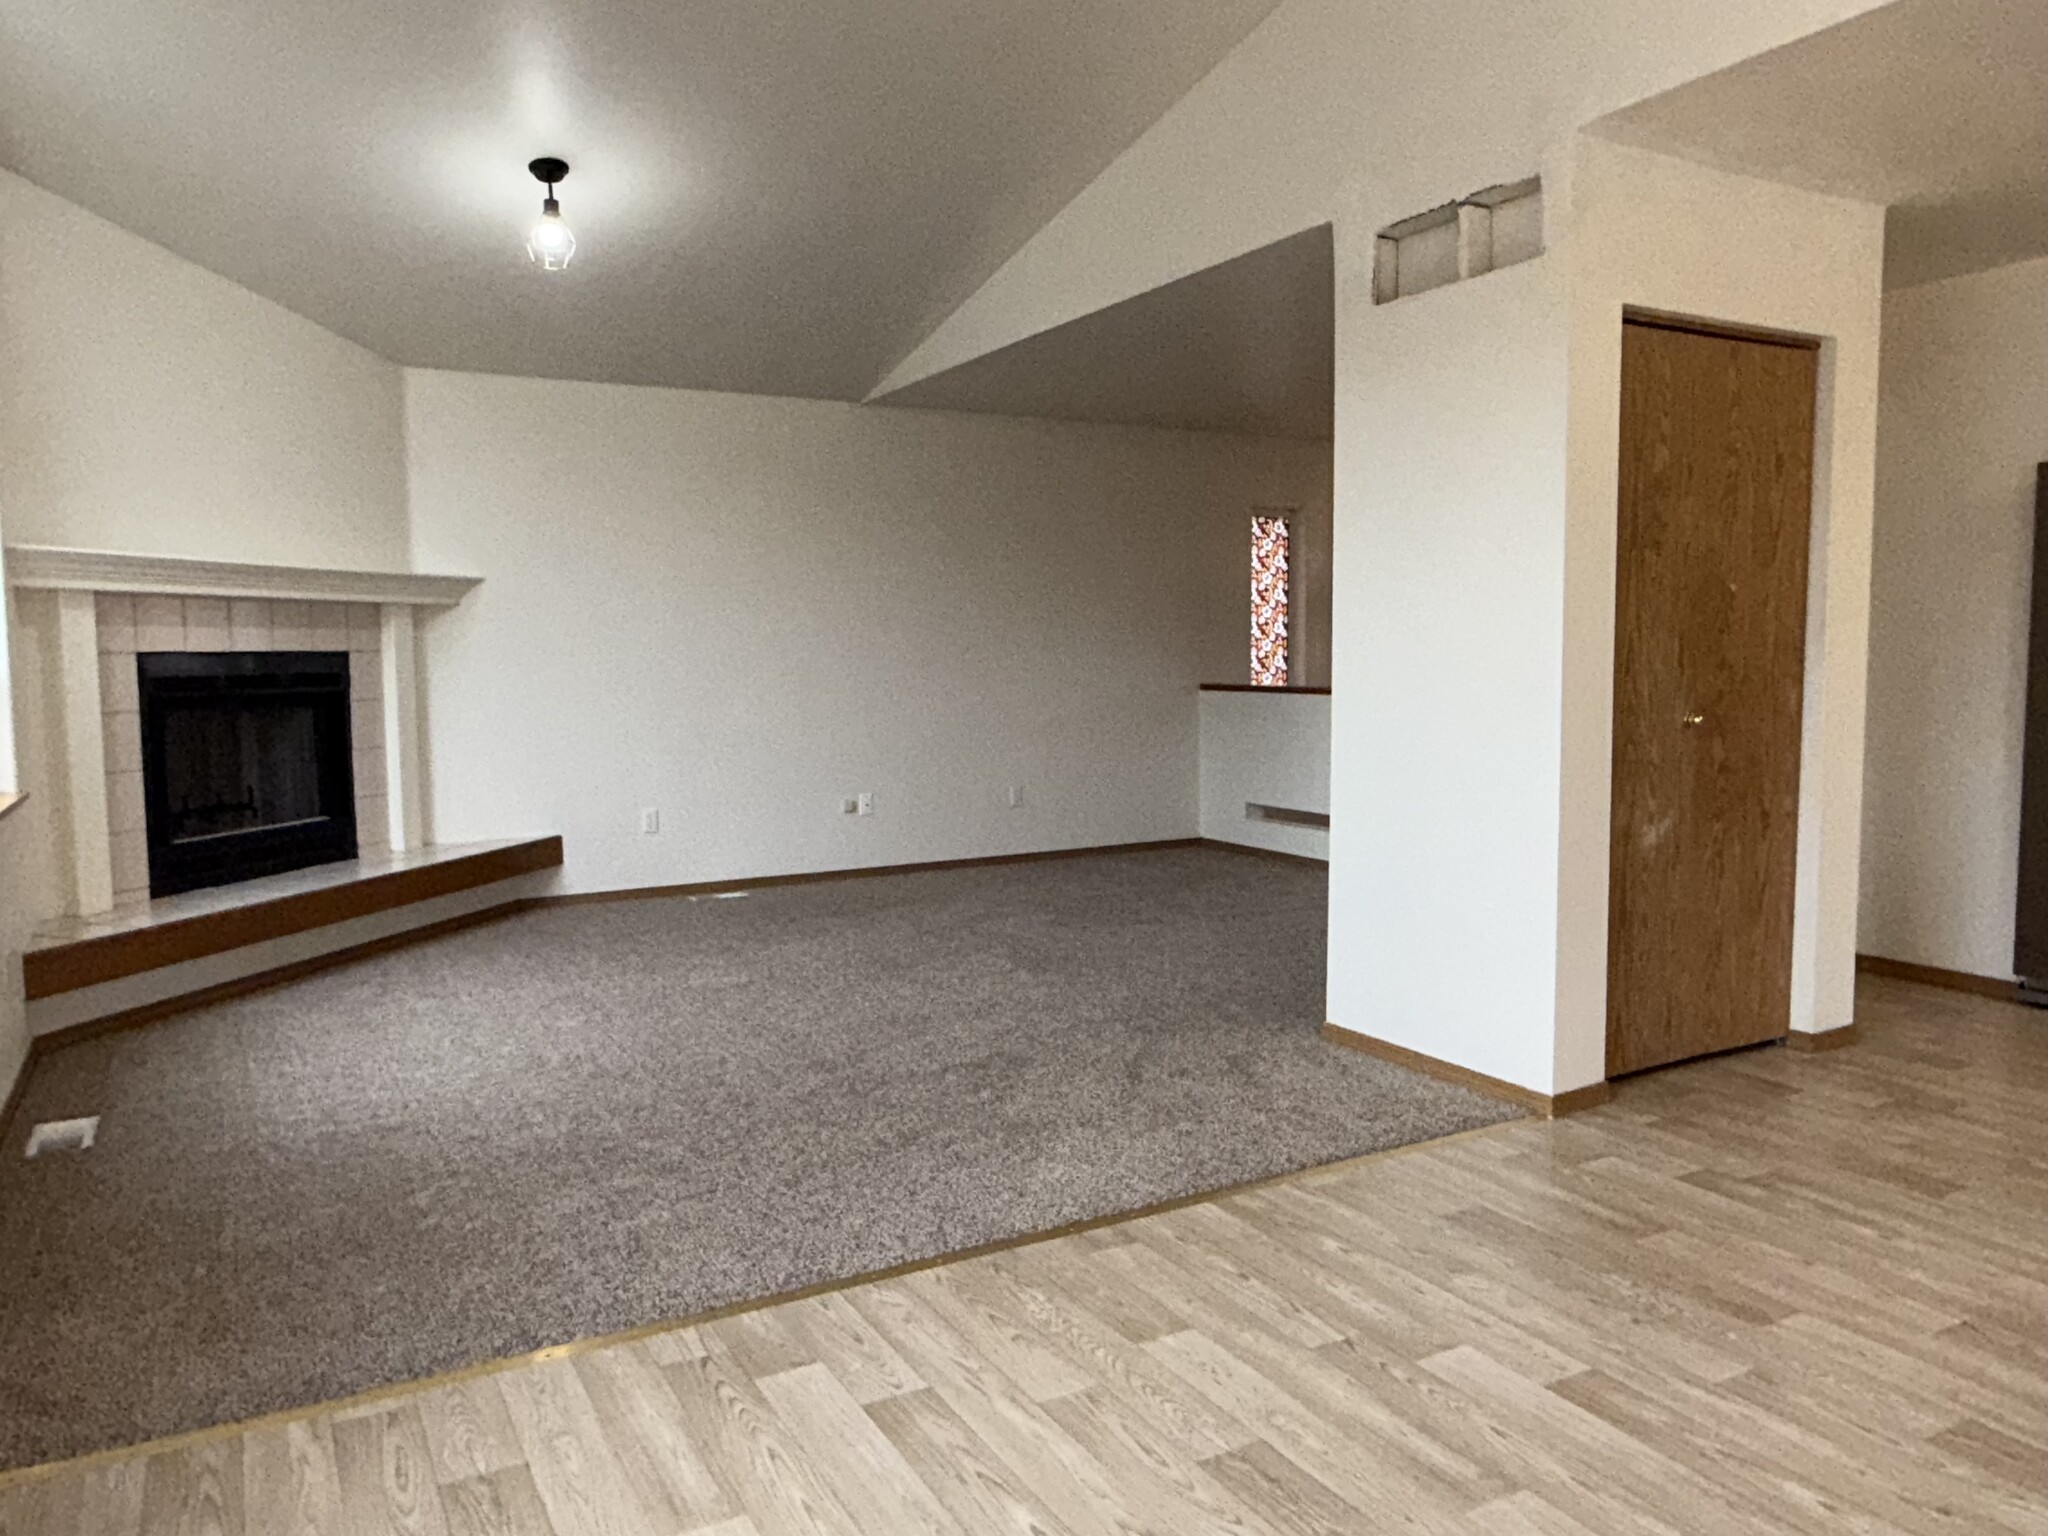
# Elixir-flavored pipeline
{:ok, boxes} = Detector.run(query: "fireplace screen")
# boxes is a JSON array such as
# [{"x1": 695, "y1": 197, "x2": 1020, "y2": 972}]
[
  {"x1": 160, "y1": 703, "x2": 325, "y2": 841},
  {"x1": 139, "y1": 652, "x2": 358, "y2": 896}
]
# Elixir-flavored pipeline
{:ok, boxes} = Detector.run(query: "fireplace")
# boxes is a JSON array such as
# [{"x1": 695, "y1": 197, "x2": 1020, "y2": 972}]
[{"x1": 138, "y1": 652, "x2": 359, "y2": 896}]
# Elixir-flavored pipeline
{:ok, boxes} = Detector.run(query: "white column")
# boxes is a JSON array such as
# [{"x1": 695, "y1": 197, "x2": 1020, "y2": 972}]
[
  {"x1": 56, "y1": 590, "x2": 114, "y2": 914},
  {"x1": 1326, "y1": 225, "x2": 1571, "y2": 1097},
  {"x1": 380, "y1": 604, "x2": 426, "y2": 852}
]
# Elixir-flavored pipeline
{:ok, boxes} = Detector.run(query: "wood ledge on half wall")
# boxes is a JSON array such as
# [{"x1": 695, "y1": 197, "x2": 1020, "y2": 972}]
[
  {"x1": 1199, "y1": 683, "x2": 1332, "y2": 695},
  {"x1": 0, "y1": 790, "x2": 25, "y2": 823}
]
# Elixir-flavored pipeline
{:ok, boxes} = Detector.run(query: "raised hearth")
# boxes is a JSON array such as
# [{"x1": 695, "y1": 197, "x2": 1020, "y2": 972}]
[{"x1": 24, "y1": 836, "x2": 564, "y2": 1036}]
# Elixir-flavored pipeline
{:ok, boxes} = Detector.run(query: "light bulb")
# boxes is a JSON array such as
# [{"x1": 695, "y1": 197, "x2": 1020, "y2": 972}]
[{"x1": 526, "y1": 198, "x2": 576, "y2": 270}]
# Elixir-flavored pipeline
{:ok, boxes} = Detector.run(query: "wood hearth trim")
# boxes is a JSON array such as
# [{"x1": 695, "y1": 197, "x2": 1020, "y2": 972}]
[
  {"x1": 18, "y1": 900, "x2": 540, "y2": 1059},
  {"x1": 22, "y1": 837, "x2": 563, "y2": 999}
]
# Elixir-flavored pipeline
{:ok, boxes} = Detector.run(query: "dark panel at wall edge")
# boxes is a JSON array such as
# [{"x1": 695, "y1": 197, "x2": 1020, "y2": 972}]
[{"x1": 2012, "y1": 465, "x2": 2048, "y2": 982}]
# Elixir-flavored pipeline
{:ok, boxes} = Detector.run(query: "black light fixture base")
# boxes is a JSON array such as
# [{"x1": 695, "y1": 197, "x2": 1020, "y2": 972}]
[{"x1": 528, "y1": 157, "x2": 570, "y2": 186}]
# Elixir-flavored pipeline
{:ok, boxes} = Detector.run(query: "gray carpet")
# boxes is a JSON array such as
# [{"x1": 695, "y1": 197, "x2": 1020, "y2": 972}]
[{"x1": 0, "y1": 846, "x2": 1518, "y2": 1469}]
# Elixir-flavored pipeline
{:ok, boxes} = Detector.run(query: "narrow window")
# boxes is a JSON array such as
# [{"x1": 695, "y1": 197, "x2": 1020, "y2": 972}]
[{"x1": 1251, "y1": 515, "x2": 1290, "y2": 687}]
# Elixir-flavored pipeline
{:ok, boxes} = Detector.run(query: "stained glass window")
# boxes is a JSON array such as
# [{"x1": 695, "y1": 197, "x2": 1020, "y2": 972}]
[{"x1": 1251, "y1": 516, "x2": 1290, "y2": 687}]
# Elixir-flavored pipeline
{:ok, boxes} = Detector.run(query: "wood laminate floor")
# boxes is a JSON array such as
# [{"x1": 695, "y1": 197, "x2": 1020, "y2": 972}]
[{"x1": 2, "y1": 973, "x2": 2043, "y2": 1534}]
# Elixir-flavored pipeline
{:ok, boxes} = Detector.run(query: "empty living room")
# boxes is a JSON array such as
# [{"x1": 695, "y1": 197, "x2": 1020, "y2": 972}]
[{"x1": 1, "y1": 0, "x2": 2045, "y2": 1530}]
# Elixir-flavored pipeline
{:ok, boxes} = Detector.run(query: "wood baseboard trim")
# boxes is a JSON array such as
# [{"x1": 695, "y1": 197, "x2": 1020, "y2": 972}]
[
  {"x1": 24, "y1": 837, "x2": 565, "y2": 1000},
  {"x1": 1785, "y1": 1024, "x2": 1858, "y2": 1053},
  {"x1": 533, "y1": 838, "x2": 1206, "y2": 907},
  {"x1": 1194, "y1": 838, "x2": 1329, "y2": 869},
  {"x1": 1321, "y1": 1023, "x2": 1611, "y2": 1118},
  {"x1": 25, "y1": 900, "x2": 540, "y2": 1056},
  {"x1": 1855, "y1": 953, "x2": 2017, "y2": 1002},
  {"x1": 1547, "y1": 1079, "x2": 1617, "y2": 1116}
]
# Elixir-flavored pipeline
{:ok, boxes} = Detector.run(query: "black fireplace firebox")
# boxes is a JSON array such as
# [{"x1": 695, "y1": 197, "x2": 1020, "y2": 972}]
[{"x1": 138, "y1": 652, "x2": 359, "y2": 897}]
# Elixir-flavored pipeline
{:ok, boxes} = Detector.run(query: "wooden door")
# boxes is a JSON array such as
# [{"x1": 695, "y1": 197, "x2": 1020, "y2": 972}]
[{"x1": 1607, "y1": 317, "x2": 1818, "y2": 1077}]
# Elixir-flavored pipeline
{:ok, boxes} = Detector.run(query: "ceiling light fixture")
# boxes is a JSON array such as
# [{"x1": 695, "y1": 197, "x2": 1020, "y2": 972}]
[{"x1": 525, "y1": 157, "x2": 576, "y2": 270}]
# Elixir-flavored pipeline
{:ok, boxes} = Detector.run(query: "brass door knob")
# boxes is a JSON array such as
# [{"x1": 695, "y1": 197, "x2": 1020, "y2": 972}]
[{"x1": 1683, "y1": 712, "x2": 1706, "y2": 728}]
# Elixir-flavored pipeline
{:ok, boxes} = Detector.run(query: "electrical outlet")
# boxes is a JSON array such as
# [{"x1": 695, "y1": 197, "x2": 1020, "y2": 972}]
[
  {"x1": 856, "y1": 791, "x2": 874, "y2": 817},
  {"x1": 640, "y1": 808, "x2": 660, "y2": 835},
  {"x1": 1008, "y1": 784, "x2": 1025, "y2": 809}
]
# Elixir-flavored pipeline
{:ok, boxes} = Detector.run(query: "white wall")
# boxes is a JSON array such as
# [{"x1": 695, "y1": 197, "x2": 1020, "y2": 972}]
[
  {"x1": 406, "y1": 369, "x2": 1329, "y2": 895},
  {"x1": 1198, "y1": 690, "x2": 1330, "y2": 859},
  {"x1": 0, "y1": 169, "x2": 408, "y2": 570},
  {"x1": 1860, "y1": 255, "x2": 2048, "y2": 980},
  {"x1": 0, "y1": 172, "x2": 1335, "y2": 925},
  {"x1": 1557, "y1": 138, "x2": 1884, "y2": 1080},
  {"x1": 1328, "y1": 252, "x2": 1571, "y2": 1095}
]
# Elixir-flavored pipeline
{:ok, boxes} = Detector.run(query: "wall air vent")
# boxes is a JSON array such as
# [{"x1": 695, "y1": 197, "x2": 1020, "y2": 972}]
[
  {"x1": 1373, "y1": 177, "x2": 1543, "y2": 305},
  {"x1": 1247, "y1": 802, "x2": 1330, "y2": 830}
]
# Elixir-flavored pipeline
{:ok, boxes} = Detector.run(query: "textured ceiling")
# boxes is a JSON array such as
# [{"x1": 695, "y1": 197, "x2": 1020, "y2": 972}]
[
  {"x1": 1595, "y1": 0, "x2": 2048, "y2": 289},
  {"x1": 0, "y1": 0, "x2": 1283, "y2": 397}
]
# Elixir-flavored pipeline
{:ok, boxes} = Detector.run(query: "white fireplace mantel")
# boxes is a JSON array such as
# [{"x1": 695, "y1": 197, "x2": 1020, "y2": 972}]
[
  {"x1": 5, "y1": 545, "x2": 481, "y2": 918},
  {"x1": 4, "y1": 545, "x2": 480, "y2": 606}
]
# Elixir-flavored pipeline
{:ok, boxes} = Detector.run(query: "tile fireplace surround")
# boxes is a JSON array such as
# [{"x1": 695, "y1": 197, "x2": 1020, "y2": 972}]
[
  {"x1": 4, "y1": 546, "x2": 480, "y2": 918},
  {"x1": 97, "y1": 595, "x2": 387, "y2": 899}
]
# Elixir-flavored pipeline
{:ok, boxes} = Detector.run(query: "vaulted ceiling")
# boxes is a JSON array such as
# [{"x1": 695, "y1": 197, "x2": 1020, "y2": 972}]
[{"x1": 0, "y1": 0, "x2": 1283, "y2": 398}]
